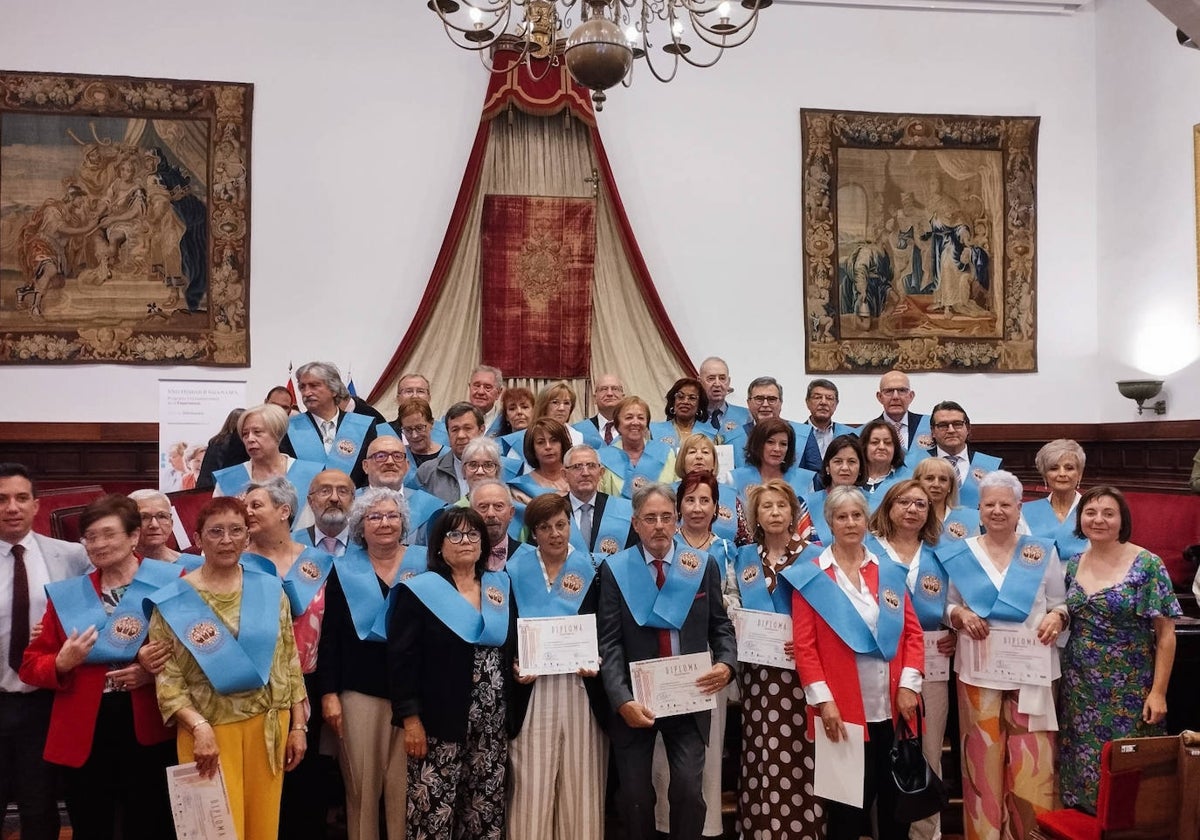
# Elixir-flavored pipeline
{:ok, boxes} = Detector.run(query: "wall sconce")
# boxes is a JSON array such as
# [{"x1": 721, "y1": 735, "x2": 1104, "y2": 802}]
[{"x1": 1116, "y1": 379, "x2": 1166, "y2": 415}]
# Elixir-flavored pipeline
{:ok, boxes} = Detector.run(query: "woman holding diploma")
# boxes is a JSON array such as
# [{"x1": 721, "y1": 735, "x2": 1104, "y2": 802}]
[
  {"x1": 866, "y1": 480, "x2": 950, "y2": 840},
  {"x1": 733, "y1": 478, "x2": 826, "y2": 840},
  {"x1": 939, "y1": 470, "x2": 1067, "y2": 840},
  {"x1": 20, "y1": 495, "x2": 177, "y2": 839},
  {"x1": 148, "y1": 496, "x2": 308, "y2": 840},
  {"x1": 389, "y1": 507, "x2": 512, "y2": 840},
  {"x1": 1058, "y1": 485, "x2": 1180, "y2": 813},
  {"x1": 507, "y1": 493, "x2": 608, "y2": 840},
  {"x1": 242, "y1": 477, "x2": 334, "y2": 840},
  {"x1": 913, "y1": 457, "x2": 980, "y2": 546},
  {"x1": 317, "y1": 487, "x2": 418, "y2": 840},
  {"x1": 211, "y1": 403, "x2": 323, "y2": 501},
  {"x1": 787, "y1": 486, "x2": 923, "y2": 840}
]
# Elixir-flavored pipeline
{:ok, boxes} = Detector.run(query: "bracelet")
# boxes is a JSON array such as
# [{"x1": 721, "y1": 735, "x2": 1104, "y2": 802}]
[
  {"x1": 291, "y1": 724, "x2": 309, "y2": 733},
  {"x1": 191, "y1": 719, "x2": 212, "y2": 733}
]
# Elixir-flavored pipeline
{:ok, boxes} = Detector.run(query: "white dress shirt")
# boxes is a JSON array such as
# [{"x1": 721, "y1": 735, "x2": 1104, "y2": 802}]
[
  {"x1": 0, "y1": 534, "x2": 53, "y2": 693},
  {"x1": 934, "y1": 447, "x2": 969, "y2": 484}
]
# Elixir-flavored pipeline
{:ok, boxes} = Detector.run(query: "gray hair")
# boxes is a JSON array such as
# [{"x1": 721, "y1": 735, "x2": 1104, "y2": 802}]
[
  {"x1": 296, "y1": 361, "x2": 350, "y2": 401},
  {"x1": 461, "y1": 435, "x2": 502, "y2": 465},
  {"x1": 237, "y1": 403, "x2": 290, "y2": 441},
  {"x1": 563, "y1": 444, "x2": 598, "y2": 467},
  {"x1": 244, "y1": 476, "x2": 298, "y2": 526},
  {"x1": 470, "y1": 364, "x2": 504, "y2": 386},
  {"x1": 348, "y1": 487, "x2": 410, "y2": 546},
  {"x1": 978, "y1": 469, "x2": 1024, "y2": 504},
  {"x1": 128, "y1": 489, "x2": 170, "y2": 506},
  {"x1": 1034, "y1": 439, "x2": 1086, "y2": 477},
  {"x1": 824, "y1": 485, "x2": 869, "y2": 522},
  {"x1": 469, "y1": 478, "x2": 514, "y2": 506},
  {"x1": 746, "y1": 376, "x2": 782, "y2": 401},
  {"x1": 632, "y1": 482, "x2": 676, "y2": 514}
]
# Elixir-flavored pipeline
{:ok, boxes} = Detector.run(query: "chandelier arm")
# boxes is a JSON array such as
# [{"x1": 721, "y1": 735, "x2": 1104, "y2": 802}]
[
  {"x1": 432, "y1": 0, "x2": 514, "y2": 47},
  {"x1": 685, "y1": 12, "x2": 759, "y2": 52},
  {"x1": 637, "y1": 39, "x2": 682, "y2": 83}
]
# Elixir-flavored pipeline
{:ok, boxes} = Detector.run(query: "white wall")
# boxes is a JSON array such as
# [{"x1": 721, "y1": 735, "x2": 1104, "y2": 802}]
[{"x1": 4, "y1": 0, "x2": 1175, "y2": 427}]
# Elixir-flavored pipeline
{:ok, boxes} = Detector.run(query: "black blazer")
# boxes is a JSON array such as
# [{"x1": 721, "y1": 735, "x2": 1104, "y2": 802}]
[
  {"x1": 388, "y1": 577, "x2": 516, "y2": 743},
  {"x1": 596, "y1": 548, "x2": 737, "y2": 741},
  {"x1": 583, "y1": 492, "x2": 640, "y2": 552},
  {"x1": 874, "y1": 410, "x2": 926, "y2": 451},
  {"x1": 315, "y1": 565, "x2": 390, "y2": 699},
  {"x1": 506, "y1": 573, "x2": 610, "y2": 738},
  {"x1": 348, "y1": 398, "x2": 387, "y2": 426}
]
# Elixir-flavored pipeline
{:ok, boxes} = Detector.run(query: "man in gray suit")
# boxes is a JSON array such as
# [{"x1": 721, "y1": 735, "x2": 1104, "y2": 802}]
[
  {"x1": 416, "y1": 402, "x2": 485, "y2": 504},
  {"x1": 597, "y1": 483, "x2": 737, "y2": 840},
  {"x1": 0, "y1": 462, "x2": 89, "y2": 840}
]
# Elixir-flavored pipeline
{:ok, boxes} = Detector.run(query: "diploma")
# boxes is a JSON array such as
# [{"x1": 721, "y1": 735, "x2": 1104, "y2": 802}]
[
  {"x1": 731, "y1": 607, "x2": 794, "y2": 669},
  {"x1": 517, "y1": 614, "x2": 600, "y2": 676},
  {"x1": 630, "y1": 651, "x2": 717, "y2": 718},
  {"x1": 813, "y1": 722, "x2": 865, "y2": 807},
  {"x1": 166, "y1": 762, "x2": 235, "y2": 839},
  {"x1": 923, "y1": 629, "x2": 951, "y2": 681},
  {"x1": 961, "y1": 626, "x2": 1052, "y2": 686}
]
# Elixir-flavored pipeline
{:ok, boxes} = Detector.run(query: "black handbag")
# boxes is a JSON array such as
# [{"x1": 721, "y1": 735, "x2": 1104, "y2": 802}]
[{"x1": 890, "y1": 713, "x2": 948, "y2": 824}]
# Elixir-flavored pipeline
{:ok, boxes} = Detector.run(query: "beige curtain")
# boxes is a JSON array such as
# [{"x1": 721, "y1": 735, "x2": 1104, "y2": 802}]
[{"x1": 371, "y1": 110, "x2": 689, "y2": 422}]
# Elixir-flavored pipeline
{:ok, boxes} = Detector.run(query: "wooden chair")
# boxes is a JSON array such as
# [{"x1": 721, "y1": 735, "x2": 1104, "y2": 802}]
[{"x1": 1032, "y1": 733, "x2": 1193, "y2": 840}]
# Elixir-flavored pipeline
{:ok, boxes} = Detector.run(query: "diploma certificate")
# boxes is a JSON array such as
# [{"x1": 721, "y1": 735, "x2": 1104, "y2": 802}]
[
  {"x1": 630, "y1": 651, "x2": 716, "y2": 718},
  {"x1": 961, "y1": 626, "x2": 1052, "y2": 686},
  {"x1": 517, "y1": 614, "x2": 600, "y2": 676},
  {"x1": 731, "y1": 607, "x2": 794, "y2": 669},
  {"x1": 166, "y1": 762, "x2": 235, "y2": 839},
  {"x1": 924, "y1": 629, "x2": 951, "y2": 681}
]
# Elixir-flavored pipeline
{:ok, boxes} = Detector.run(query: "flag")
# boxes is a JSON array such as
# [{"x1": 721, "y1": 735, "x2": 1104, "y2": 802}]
[{"x1": 286, "y1": 362, "x2": 296, "y2": 405}]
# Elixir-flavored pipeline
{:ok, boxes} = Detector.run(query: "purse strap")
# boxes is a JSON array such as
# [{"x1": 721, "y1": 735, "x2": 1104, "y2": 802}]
[{"x1": 894, "y1": 697, "x2": 926, "y2": 741}]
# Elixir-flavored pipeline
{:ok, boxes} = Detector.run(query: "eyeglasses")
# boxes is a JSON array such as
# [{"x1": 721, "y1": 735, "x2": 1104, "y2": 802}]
[
  {"x1": 82, "y1": 528, "x2": 127, "y2": 544},
  {"x1": 565, "y1": 462, "x2": 601, "y2": 472},
  {"x1": 463, "y1": 461, "x2": 498, "y2": 474},
  {"x1": 203, "y1": 526, "x2": 248, "y2": 541},
  {"x1": 880, "y1": 387, "x2": 911, "y2": 396},
  {"x1": 401, "y1": 423, "x2": 429, "y2": 436},
  {"x1": 140, "y1": 512, "x2": 172, "y2": 524},
  {"x1": 749, "y1": 395, "x2": 780, "y2": 405},
  {"x1": 446, "y1": 530, "x2": 482, "y2": 544},
  {"x1": 895, "y1": 498, "x2": 930, "y2": 511},
  {"x1": 932, "y1": 420, "x2": 967, "y2": 431},
  {"x1": 638, "y1": 513, "x2": 676, "y2": 525},
  {"x1": 368, "y1": 451, "x2": 407, "y2": 464},
  {"x1": 398, "y1": 387, "x2": 430, "y2": 398},
  {"x1": 365, "y1": 512, "x2": 403, "y2": 524},
  {"x1": 673, "y1": 393, "x2": 700, "y2": 403},
  {"x1": 310, "y1": 486, "x2": 354, "y2": 499}
]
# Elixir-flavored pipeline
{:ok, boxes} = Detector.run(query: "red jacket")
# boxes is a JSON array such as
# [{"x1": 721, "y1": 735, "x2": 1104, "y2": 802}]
[
  {"x1": 792, "y1": 560, "x2": 923, "y2": 741},
  {"x1": 19, "y1": 568, "x2": 174, "y2": 767}
]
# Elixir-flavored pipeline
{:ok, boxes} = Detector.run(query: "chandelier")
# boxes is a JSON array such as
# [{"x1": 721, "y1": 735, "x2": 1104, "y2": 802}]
[{"x1": 427, "y1": 0, "x2": 768, "y2": 110}]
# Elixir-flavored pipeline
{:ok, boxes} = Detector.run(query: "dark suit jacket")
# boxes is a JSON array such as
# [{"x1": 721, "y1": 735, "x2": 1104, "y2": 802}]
[
  {"x1": 347, "y1": 398, "x2": 387, "y2": 427},
  {"x1": 416, "y1": 450, "x2": 461, "y2": 505},
  {"x1": 597, "y1": 547, "x2": 737, "y2": 740},
  {"x1": 581, "y1": 492, "x2": 639, "y2": 552},
  {"x1": 874, "y1": 410, "x2": 926, "y2": 451},
  {"x1": 280, "y1": 409, "x2": 376, "y2": 487}
]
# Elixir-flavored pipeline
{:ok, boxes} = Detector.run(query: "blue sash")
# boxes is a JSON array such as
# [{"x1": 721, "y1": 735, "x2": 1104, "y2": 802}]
[
  {"x1": 599, "y1": 441, "x2": 671, "y2": 499},
  {"x1": 571, "y1": 419, "x2": 604, "y2": 449},
  {"x1": 288, "y1": 412, "x2": 372, "y2": 474},
  {"x1": 863, "y1": 467, "x2": 911, "y2": 512},
  {"x1": 402, "y1": 488, "x2": 444, "y2": 533},
  {"x1": 499, "y1": 429, "x2": 526, "y2": 460},
  {"x1": 648, "y1": 421, "x2": 716, "y2": 449},
  {"x1": 509, "y1": 473, "x2": 558, "y2": 500},
  {"x1": 375, "y1": 422, "x2": 400, "y2": 440},
  {"x1": 780, "y1": 550, "x2": 907, "y2": 660},
  {"x1": 241, "y1": 549, "x2": 334, "y2": 617},
  {"x1": 806, "y1": 490, "x2": 833, "y2": 544},
  {"x1": 45, "y1": 559, "x2": 180, "y2": 664},
  {"x1": 333, "y1": 546, "x2": 413, "y2": 642},
  {"x1": 175, "y1": 554, "x2": 204, "y2": 572},
  {"x1": 937, "y1": 506, "x2": 981, "y2": 547},
  {"x1": 150, "y1": 568, "x2": 283, "y2": 693},
  {"x1": 723, "y1": 423, "x2": 750, "y2": 464},
  {"x1": 867, "y1": 536, "x2": 947, "y2": 631},
  {"x1": 903, "y1": 416, "x2": 934, "y2": 467},
  {"x1": 938, "y1": 535, "x2": 1053, "y2": 623},
  {"x1": 403, "y1": 571, "x2": 510, "y2": 646},
  {"x1": 958, "y1": 452, "x2": 1003, "y2": 509},
  {"x1": 568, "y1": 494, "x2": 633, "y2": 557},
  {"x1": 606, "y1": 546, "x2": 707, "y2": 630},
  {"x1": 731, "y1": 466, "x2": 819, "y2": 504},
  {"x1": 507, "y1": 546, "x2": 595, "y2": 617},
  {"x1": 733, "y1": 543, "x2": 810, "y2": 614},
  {"x1": 214, "y1": 458, "x2": 324, "y2": 502},
  {"x1": 1022, "y1": 497, "x2": 1088, "y2": 561},
  {"x1": 672, "y1": 482, "x2": 739, "y2": 544}
]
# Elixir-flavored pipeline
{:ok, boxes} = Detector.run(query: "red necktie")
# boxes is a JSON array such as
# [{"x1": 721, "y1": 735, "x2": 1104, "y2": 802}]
[
  {"x1": 9, "y1": 545, "x2": 29, "y2": 673},
  {"x1": 652, "y1": 559, "x2": 672, "y2": 658},
  {"x1": 603, "y1": 421, "x2": 615, "y2": 445}
]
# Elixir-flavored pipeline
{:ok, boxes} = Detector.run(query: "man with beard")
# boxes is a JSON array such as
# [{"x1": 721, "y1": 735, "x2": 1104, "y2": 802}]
[
  {"x1": 360, "y1": 437, "x2": 441, "y2": 545},
  {"x1": 468, "y1": 479, "x2": 529, "y2": 571},
  {"x1": 292, "y1": 469, "x2": 355, "y2": 555}
]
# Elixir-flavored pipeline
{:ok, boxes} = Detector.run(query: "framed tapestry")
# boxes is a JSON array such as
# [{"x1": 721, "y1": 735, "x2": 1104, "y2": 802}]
[
  {"x1": 0, "y1": 70, "x2": 251, "y2": 365},
  {"x1": 800, "y1": 109, "x2": 1038, "y2": 373}
]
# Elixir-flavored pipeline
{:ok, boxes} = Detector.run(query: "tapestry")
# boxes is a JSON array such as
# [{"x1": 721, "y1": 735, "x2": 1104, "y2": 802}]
[
  {"x1": 0, "y1": 70, "x2": 252, "y2": 365},
  {"x1": 801, "y1": 109, "x2": 1039, "y2": 373},
  {"x1": 480, "y1": 194, "x2": 596, "y2": 378}
]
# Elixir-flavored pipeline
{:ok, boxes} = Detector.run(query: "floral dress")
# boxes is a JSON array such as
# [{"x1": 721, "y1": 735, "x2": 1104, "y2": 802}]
[{"x1": 1059, "y1": 550, "x2": 1181, "y2": 812}]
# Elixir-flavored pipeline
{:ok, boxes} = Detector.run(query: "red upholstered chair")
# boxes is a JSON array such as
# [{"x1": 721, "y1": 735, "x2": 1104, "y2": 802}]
[
  {"x1": 1033, "y1": 735, "x2": 1180, "y2": 840},
  {"x1": 32, "y1": 485, "x2": 106, "y2": 540},
  {"x1": 166, "y1": 487, "x2": 214, "y2": 553}
]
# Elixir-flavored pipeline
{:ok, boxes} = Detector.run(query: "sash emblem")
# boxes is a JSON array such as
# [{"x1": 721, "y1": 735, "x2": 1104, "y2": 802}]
[
  {"x1": 916, "y1": 434, "x2": 934, "y2": 449},
  {"x1": 678, "y1": 551, "x2": 701, "y2": 574},
  {"x1": 717, "y1": 505, "x2": 733, "y2": 522},
  {"x1": 1019, "y1": 543, "x2": 1045, "y2": 566},
  {"x1": 486, "y1": 585, "x2": 505, "y2": 607},
  {"x1": 972, "y1": 467, "x2": 987, "y2": 483},
  {"x1": 662, "y1": 436, "x2": 676, "y2": 446},
  {"x1": 336, "y1": 438, "x2": 357, "y2": 456},
  {"x1": 947, "y1": 521, "x2": 966, "y2": 538},
  {"x1": 401, "y1": 570, "x2": 418, "y2": 581},
  {"x1": 186, "y1": 619, "x2": 225, "y2": 651},
  {"x1": 109, "y1": 614, "x2": 145, "y2": 642},
  {"x1": 741, "y1": 564, "x2": 759, "y2": 584},
  {"x1": 920, "y1": 574, "x2": 942, "y2": 597},
  {"x1": 631, "y1": 475, "x2": 649, "y2": 491},
  {"x1": 882, "y1": 588, "x2": 901, "y2": 610},
  {"x1": 725, "y1": 421, "x2": 737, "y2": 431},
  {"x1": 600, "y1": 537, "x2": 620, "y2": 555},
  {"x1": 298, "y1": 560, "x2": 321, "y2": 581},
  {"x1": 561, "y1": 572, "x2": 584, "y2": 595}
]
